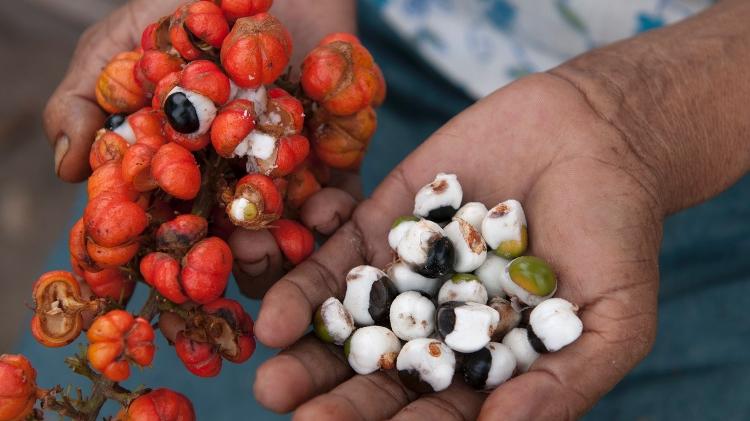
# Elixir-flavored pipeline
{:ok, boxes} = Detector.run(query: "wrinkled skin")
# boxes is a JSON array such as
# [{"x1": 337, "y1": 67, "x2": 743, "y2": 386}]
[{"x1": 251, "y1": 75, "x2": 661, "y2": 419}]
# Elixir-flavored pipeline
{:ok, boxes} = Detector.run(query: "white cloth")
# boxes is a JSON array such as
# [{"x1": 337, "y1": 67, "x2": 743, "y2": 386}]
[{"x1": 380, "y1": 0, "x2": 712, "y2": 98}]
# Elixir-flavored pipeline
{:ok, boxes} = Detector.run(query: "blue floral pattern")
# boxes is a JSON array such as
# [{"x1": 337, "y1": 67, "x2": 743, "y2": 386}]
[{"x1": 373, "y1": 0, "x2": 711, "y2": 98}]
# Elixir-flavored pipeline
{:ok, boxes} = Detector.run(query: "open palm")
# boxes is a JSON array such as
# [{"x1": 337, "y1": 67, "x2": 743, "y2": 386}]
[{"x1": 252, "y1": 74, "x2": 662, "y2": 420}]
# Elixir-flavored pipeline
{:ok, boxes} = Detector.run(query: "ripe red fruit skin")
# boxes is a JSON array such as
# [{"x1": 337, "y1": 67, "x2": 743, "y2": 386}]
[
  {"x1": 115, "y1": 388, "x2": 195, "y2": 421},
  {"x1": 151, "y1": 143, "x2": 201, "y2": 200},
  {"x1": 285, "y1": 166, "x2": 321, "y2": 209},
  {"x1": 89, "y1": 130, "x2": 129, "y2": 171},
  {"x1": 86, "y1": 239, "x2": 140, "y2": 270},
  {"x1": 87, "y1": 310, "x2": 155, "y2": 382},
  {"x1": 181, "y1": 237, "x2": 232, "y2": 304},
  {"x1": 156, "y1": 215, "x2": 209, "y2": 252},
  {"x1": 308, "y1": 105, "x2": 377, "y2": 171},
  {"x1": 140, "y1": 252, "x2": 188, "y2": 304},
  {"x1": 87, "y1": 161, "x2": 138, "y2": 202},
  {"x1": 174, "y1": 332, "x2": 222, "y2": 377},
  {"x1": 84, "y1": 192, "x2": 148, "y2": 248},
  {"x1": 180, "y1": 60, "x2": 231, "y2": 105},
  {"x1": 220, "y1": 13, "x2": 292, "y2": 89},
  {"x1": 301, "y1": 34, "x2": 383, "y2": 116},
  {"x1": 152, "y1": 60, "x2": 230, "y2": 111},
  {"x1": 69, "y1": 218, "x2": 101, "y2": 273},
  {"x1": 169, "y1": 1, "x2": 229, "y2": 61},
  {"x1": 96, "y1": 51, "x2": 147, "y2": 114},
  {"x1": 270, "y1": 135, "x2": 310, "y2": 177},
  {"x1": 128, "y1": 107, "x2": 167, "y2": 147},
  {"x1": 270, "y1": 219, "x2": 314, "y2": 265},
  {"x1": 31, "y1": 271, "x2": 88, "y2": 348},
  {"x1": 0, "y1": 354, "x2": 38, "y2": 421},
  {"x1": 258, "y1": 88, "x2": 304, "y2": 136},
  {"x1": 201, "y1": 298, "x2": 255, "y2": 363},
  {"x1": 122, "y1": 143, "x2": 159, "y2": 192},
  {"x1": 218, "y1": 0, "x2": 273, "y2": 21},
  {"x1": 141, "y1": 18, "x2": 171, "y2": 51},
  {"x1": 210, "y1": 99, "x2": 256, "y2": 158},
  {"x1": 82, "y1": 268, "x2": 135, "y2": 302},
  {"x1": 135, "y1": 50, "x2": 184, "y2": 95}
]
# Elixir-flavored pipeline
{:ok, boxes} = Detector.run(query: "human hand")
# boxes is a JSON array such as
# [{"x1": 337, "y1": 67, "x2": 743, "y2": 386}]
[
  {"x1": 42, "y1": 0, "x2": 359, "y2": 296},
  {"x1": 251, "y1": 74, "x2": 662, "y2": 419}
]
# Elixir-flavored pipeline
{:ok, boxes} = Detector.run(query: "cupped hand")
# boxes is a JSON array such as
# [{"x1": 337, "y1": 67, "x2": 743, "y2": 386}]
[
  {"x1": 43, "y1": 0, "x2": 359, "y2": 296},
  {"x1": 252, "y1": 73, "x2": 663, "y2": 420}
]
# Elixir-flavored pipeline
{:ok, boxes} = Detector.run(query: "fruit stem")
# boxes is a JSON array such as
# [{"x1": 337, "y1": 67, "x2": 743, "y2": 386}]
[
  {"x1": 191, "y1": 149, "x2": 224, "y2": 218},
  {"x1": 138, "y1": 287, "x2": 160, "y2": 321},
  {"x1": 39, "y1": 347, "x2": 144, "y2": 420}
]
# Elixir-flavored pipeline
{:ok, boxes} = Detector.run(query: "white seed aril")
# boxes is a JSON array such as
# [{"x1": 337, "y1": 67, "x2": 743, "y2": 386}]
[
  {"x1": 474, "y1": 254, "x2": 509, "y2": 298},
  {"x1": 481, "y1": 199, "x2": 526, "y2": 250},
  {"x1": 343, "y1": 265, "x2": 395, "y2": 326},
  {"x1": 386, "y1": 261, "x2": 440, "y2": 295},
  {"x1": 462, "y1": 342, "x2": 516, "y2": 390},
  {"x1": 230, "y1": 81, "x2": 267, "y2": 115},
  {"x1": 444, "y1": 219, "x2": 487, "y2": 272},
  {"x1": 167, "y1": 87, "x2": 217, "y2": 136},
  {"x1": 502, "y1": 327, "x2": 539, "y2": 373},
  {"x1": 315, "y1": 297, "x2": 355, "y2": 345},
  {"x1": 413, "y1": 173, "x2": 463, "y2": 222},
  {"x1": 453, "y1": 202, "x2": 488, "y2": 231},
  {"x1": 438, "y1": 302, "x2": 499, "y2": 353},
  {"x1": 397, "y1": 338, "x2": 456, "y2": 393},
  {"x1": 389, "y1": 291, "x2": 435, "y2": 341},
  {"x1": 112, "y1": 120, "x2": 136, "y2": 144},
  {"x1": 346, "y1": 326, "x2": 401, "y2": 375},
  {"x1": 396, "y1": 219, "x2": 454, "y2": 278},
  {"x1": 388, "y1": 217, "x2": 418, "y2": 251},
  {"x1": 437, "y1": 274, "x2": 488, "y2": 305},
  {"x1": 529, "y1": 298, "x2": 582, "y2": 352}
]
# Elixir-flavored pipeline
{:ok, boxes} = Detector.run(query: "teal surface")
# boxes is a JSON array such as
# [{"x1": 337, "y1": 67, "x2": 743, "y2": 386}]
[{"x1": 16, "y1": 2, "x2": 750, "y2": 419}]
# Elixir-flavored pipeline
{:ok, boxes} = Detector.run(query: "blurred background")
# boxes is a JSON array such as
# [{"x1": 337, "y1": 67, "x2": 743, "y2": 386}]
[{"x1": 0, "y1": 0, "x2": 127, "y2": 352}]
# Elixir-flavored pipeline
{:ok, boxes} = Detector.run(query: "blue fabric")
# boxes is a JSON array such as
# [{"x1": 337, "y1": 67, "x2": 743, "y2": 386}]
[{"x1": 16, "y1": 2, "x2": 750, "y2": 419}]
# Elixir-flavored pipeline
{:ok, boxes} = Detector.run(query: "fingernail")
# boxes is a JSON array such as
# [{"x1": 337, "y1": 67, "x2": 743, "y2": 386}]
[
  {"x1": 238, "y1": 255, "x2": 269, "y2": 277},
  {"x1": 54, "y1": 135, "x2": 69, "y2": 176}
]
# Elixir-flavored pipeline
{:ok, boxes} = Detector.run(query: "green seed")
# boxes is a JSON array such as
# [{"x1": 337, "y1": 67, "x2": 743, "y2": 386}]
[
  {"x1": 450, "y1": 273, "x2": 480, "y2": 283},
  {"x1": 507, "y1": 256, "x2": 556, "y2": 296},
  {"x1": 494, "y1": 225, "x2": 528, "y2": 259},
  {"x1": 313, "y1": 307, "x2": 333, "y2": 343},
  {"x1": 392, "y1": 215, "x2": 420, "y2": 229}
]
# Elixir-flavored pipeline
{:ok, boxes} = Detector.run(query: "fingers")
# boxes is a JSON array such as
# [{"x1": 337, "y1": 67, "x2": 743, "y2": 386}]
[
  {"x1": 229, "y1": 229, "x2": 284, "y2": 299},
  {"x1": 254, "y1": 222, "x2": 369, "y2": 348},
  {"x1": 43, "y1": 0, "x2": 181, "y2": 181},
  {"x1": 294, "y1": 371, "x2": 413, "y2": 421},
  {"x1": 301, "y1": 188, "x2": 357, "y2": 235},
  {"x1": 254, "y1": 334, "x2": 353, "y2": 413},
  {"x1": 391, "y1": 381, "x2": 485, "y2": 421}
]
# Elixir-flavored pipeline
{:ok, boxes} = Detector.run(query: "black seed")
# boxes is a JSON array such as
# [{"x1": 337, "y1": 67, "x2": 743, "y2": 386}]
[
  {"x1": 425, "y1": 205, "x2": 457, "y2": 223},
  {"x1": 398, "y1": 369, "x2": 435, "y2": 394},
  {"x1": 104, "y1": 113, "x2": 127, "y2": 130},
  {"x1": 527, "y1": 328, "x2": 548, "y2": 354},
  {"x1": 165, "y1": 92, "x2": 200, "y2": 134},
  {"x1": 368, "y1": 276, "x2": 398, "y2": 325},
  {"x1": 418, "y1": 236, "x2": 454, "y2": 278},
  {"x1": 436, "y1": 301, "x2": 460, "y2": 339},
  {"x1": 519, "y1": 307, "x2": 533, "y2": 328},
  {"x1": 462, "y1": 347, "x2": 492, "y2": 389}
]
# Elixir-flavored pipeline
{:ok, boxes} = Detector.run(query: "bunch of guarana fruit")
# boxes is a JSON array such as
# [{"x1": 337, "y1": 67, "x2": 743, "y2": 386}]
[
  {"x1": 314, "y1": 173, "x2": 583, "y2": 392},
  {"x1": 0, "y1": 1, "x2": 386, "y2": 420}
]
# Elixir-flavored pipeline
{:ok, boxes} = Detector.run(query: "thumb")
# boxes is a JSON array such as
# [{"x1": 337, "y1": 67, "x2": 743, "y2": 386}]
[{"x1": 42, "y1": 0, "x2": 180, "y2": 182}]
